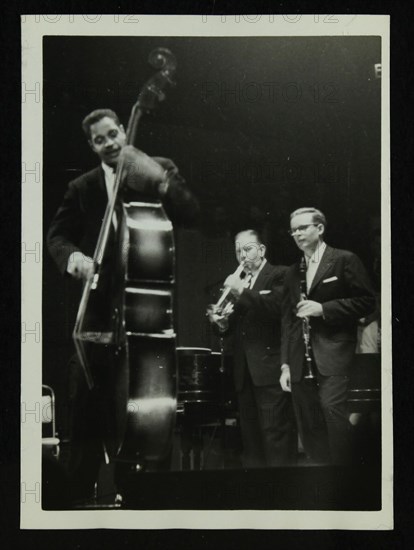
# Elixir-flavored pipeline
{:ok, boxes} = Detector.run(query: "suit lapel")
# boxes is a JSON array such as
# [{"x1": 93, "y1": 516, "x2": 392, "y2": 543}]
[
  {"x1": 308, "y1": 245, "x2": 335, "y2": 295},
  {"x1": 251, "y1": 260, "x2": 272, "y2": 290},
  {"x1": 291, "y1": 263, "x2": 301, "y2": 302},
  {"x1": 97, "y1": 166, "x2": 108, "y2": 198},
  {"x1": 92, "y1": 167, "x2": 109, "y2": 217}
]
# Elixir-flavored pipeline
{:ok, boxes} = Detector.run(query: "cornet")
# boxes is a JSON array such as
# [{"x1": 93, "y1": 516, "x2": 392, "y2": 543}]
[
  {"x1": 214, "y1": 260, "x2": 246, "y2": 314},
  {"x1": 206, "y1": 261, "x2": 246, "y2": 326}
]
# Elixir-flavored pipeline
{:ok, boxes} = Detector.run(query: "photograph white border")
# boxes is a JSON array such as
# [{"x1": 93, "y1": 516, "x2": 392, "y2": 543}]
[{"x1": 21, "y1": 13, "x2": 392, "y2": 530}]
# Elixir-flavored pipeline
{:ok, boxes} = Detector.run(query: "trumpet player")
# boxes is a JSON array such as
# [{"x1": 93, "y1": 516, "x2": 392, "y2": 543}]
[
  {"x1": 280, "y1": 208, "x2": 376, "y2": 465},
  {"x1": 207, "y1": 229, "x2": 297, "y2": 468}
]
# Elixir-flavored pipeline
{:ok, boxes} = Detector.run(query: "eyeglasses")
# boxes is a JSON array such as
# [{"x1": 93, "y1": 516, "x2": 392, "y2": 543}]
[{"x1": 288, "y1": 224, "x2": 318, "y2": 236}]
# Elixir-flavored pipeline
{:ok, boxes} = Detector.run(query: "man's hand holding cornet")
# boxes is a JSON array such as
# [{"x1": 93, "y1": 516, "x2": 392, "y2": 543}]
[
  {"x1": 206, "y1": 301, "x2": 234, "y2": 332},
  {"x1": 223, "y1": 273, "x2": 246, "y2": 298}
]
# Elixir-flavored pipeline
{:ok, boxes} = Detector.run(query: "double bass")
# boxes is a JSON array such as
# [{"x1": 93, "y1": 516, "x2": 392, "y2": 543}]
[{"x1": 73, "y1": 48, "x2": 178, "y2": 468}]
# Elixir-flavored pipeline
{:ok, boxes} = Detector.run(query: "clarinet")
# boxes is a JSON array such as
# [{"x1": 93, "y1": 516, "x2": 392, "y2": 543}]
[{"x1": 299, "y1": 257, "x2": 315, "y2": 379}]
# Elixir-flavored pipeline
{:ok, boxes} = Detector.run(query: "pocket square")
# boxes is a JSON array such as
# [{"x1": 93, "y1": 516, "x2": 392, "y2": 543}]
[
  {"x1": 259, "y1": 290, "x2": 271, "y2": 294},
  {"x1": 322, "y1": 276, "x2": 338, "y2": 284}
]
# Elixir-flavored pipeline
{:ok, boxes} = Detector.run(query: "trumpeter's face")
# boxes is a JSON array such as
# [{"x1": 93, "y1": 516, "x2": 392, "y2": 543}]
[{"x1": 234, "y1": 231, "x2": 265, "y2": 271}]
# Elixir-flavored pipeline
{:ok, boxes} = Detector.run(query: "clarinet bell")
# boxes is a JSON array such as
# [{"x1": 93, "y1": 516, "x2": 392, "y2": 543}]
[{"x1": 304, "y1": 357, "x2": 315, "y2": 379}]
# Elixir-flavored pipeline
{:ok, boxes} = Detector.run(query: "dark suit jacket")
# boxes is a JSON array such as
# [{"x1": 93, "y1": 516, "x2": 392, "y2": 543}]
[
  {"x1": 225, "y1": 261, "x2": 288, "y2": 392},
  {"x1": 281, "y1": 245, "x2": 376, "y2": 382},
  {"x1": 47, "y1": 164, "x2": 199, "y2": 275}
]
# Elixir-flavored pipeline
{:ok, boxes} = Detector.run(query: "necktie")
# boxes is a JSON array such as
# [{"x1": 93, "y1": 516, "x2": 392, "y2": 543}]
[{"x1": 244, "y1": 272, "x2": 253, "y2": 289}]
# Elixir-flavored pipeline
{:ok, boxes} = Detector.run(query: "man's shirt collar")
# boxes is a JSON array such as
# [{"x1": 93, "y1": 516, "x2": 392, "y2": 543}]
[
  {"x1": 102, "y1": 162, "x2": 115, "y2": 176},
  {"x1": 305, "y1": 241, "x2": 326, "y2": 266}
]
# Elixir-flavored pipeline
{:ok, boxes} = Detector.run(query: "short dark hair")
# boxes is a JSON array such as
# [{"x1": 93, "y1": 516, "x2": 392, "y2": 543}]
[
  {"x1": 81, "y1": 109, "x2": 121, "y2": 139},
  {"x1": 290, "y1": 207, "x2": 327, "y2": 229}
]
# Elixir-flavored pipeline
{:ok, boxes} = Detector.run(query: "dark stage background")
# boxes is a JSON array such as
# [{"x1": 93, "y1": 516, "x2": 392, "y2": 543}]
[{"x1": 43, "y1": 35, "x2": 381, "y2": 439}]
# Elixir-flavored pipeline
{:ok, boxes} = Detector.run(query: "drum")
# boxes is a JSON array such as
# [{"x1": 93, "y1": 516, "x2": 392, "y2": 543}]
[{"x1": 176, "y1": 347, "x2": 221, "y2": 404}]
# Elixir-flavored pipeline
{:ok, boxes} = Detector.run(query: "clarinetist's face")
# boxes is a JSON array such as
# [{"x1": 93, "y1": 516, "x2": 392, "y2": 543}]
[
  {"x1": 234, "y1": 231, "x2": 265, "y2": 270},
  {"x1": 290, "y1": 213, "x2": 323, "y2": 253},
  {"x1": 89, "y1": 116, "x2": 127, "y2": 167}
]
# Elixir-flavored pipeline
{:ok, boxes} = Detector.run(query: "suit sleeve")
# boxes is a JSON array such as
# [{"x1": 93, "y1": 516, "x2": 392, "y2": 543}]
[
  {"x1": 280, "y1": 276, "x2": 293, "y2": 365},
  {"x1": 322, "y1": 253, "x2": 376, "y2": 324},
  {"x1": 235, "y1": 265, "x2": 287, "y2": 319},
  {"x1": 152, "y1": 157, "x2": 200, "y2": 227},
  {"x1": 46, "y1": 180, "x2": 85, "y2": 275},
  {"x1": 163, "y1": 173, "x2": 200, "y2": 227},
  {"x1": 210, "y1": 316, "x2": 232, "y2": 338}
]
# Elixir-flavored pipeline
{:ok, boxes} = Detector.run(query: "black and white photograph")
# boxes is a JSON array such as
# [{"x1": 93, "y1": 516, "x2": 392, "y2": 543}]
[{"x1": 21, "y1": 14, "x2": 391, "y2": 529}]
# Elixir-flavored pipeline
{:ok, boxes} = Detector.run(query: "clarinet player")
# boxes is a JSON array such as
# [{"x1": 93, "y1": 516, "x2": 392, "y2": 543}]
[{"x1": 280, "y1": 208, "x2": 376, "y2": 465}]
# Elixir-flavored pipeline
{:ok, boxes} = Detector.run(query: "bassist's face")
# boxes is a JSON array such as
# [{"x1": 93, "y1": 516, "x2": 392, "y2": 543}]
[{"x1": 89, "y1": 116, "x2": 127, "y2": 167}]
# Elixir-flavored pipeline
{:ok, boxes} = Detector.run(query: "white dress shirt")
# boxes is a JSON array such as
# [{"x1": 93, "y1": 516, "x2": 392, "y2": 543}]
[
  {"x1": 304, "y1": 241, "x2": 326, "y2": 292},
  {"x1": 102, "y1": 162, "x2": 116, "y2": 200},
  {"x1": 101, "y1": 162, "x2": 118, "y2": 229}
]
